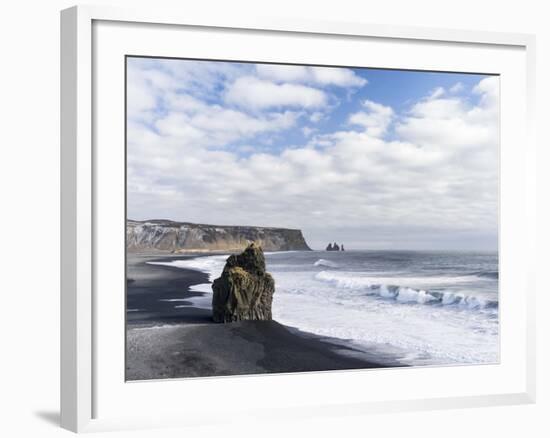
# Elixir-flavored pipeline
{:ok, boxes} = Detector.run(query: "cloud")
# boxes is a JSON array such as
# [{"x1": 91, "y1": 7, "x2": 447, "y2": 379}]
[
  {"x1": 256, "y1": 64, "x2": 367, "y2": 87},
  {"x1": 474, "y1": 76, "x2": 498, "y2": 97},
  {"x1": 302, "y1": 126, "x2": 316, "y2": 137},
  {"x1": 126, "y1": 66, "x2": 158, "y2": 121},
  {"x1": 126, "y1": 58, "x2": 499, "y2": 250},
  {"x1": 450, "y1": 82, "x2": 464, "y2": 94},
  {"x1": 255, "y1": 64, "x2": 310, "y2": 82},
  {"x1": 309, "y1": 112, "x2": 324, "y2": 123},
  {"x1": 310, "y1": 67, "x2": 367, "y2": 87},
  {"x1": 155, "y1": 107, "x2": 299, "y2": 147},
  {"x1": 397, "y1": 79, "x2": 499, "y2": 152},
  {"x1": 224, "y1": 76, "x2": 328, "y2": 110},
  {"x1": 472, "y1": 76, "x2": 499, "y2": 118},
  {"x1": 348, "y1": 100, "x2": 394, "y2": 137},
  {"x1": 428, "y1": 86, "x2": 445, "y2": 99},
  {"x1": 126, "y1": 60, "x2": 301, "y2": 151},
  {"x1": 408, "y1": 97, "x2": 466, "y2": 119}
]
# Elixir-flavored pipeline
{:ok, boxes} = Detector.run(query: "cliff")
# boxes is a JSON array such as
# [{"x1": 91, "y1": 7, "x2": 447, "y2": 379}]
[{"x1": 127, "y1": 219, "x2": 311, "y2": 252}]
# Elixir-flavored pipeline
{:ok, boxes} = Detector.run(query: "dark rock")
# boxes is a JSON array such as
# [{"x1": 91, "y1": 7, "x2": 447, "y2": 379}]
[
  {"x1": 326, "y1": 242, "x2": 345, "y2": 251},
  {"x1": 212, "y1": 243, "x2": 275, "y2": 323}
]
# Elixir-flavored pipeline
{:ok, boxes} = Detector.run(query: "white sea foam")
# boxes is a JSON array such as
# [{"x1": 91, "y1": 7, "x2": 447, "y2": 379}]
[
  {"x1": 271, "y1": 270, "x2": 498, "y2": 365},
  {"x1": 313, "y1": 270, "x2": 496, "y2": 309},
  {"x1": 147, "y1": 256, "x2": 226, "y2": 300},
  {"x1": 314, "y1": 270, "x2": 483, "y2": 288},
  {"x1": 189, "y1": 283, "x2": 215, "y2": 294},
  {"x1": 148, "y1": 255, "x2": 227, "y2": 285},
  {"x1": 171, "y1": 295, "x2": 212, "y2": 310},
  {"x1": 313, "y1": 259, "x2": 339, "y2": 268},
  {"x1": 158, "y1": 298, "x2": 188, "y2": 302}
]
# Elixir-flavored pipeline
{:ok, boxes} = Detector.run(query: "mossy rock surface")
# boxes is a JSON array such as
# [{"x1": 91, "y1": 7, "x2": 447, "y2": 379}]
[{"x1": 212, "y1": 243, "x2": 275, "y2": 323}]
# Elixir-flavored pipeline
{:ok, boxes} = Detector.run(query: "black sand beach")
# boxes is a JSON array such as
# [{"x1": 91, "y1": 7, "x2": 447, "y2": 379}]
[
  {"x1": 126, "y1": 253, "x2": 397, "y2": 380},
  {"x1": 127, "y1": 253, "x2": 211, "y2": 326}
]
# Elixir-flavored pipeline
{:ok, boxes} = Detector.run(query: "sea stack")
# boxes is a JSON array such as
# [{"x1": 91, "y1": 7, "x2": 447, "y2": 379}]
[
  {"x1": 212, "y1": 242, "x2": 275, "y2": 323},
  {"x1": 326, "y1": 242, "x2": 345, "y2": 251}
]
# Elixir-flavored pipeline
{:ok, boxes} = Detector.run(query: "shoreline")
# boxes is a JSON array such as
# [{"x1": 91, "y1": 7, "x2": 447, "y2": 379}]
[
  {"x1": 126, "y1": 252, "x2": 401, "y2": 380},
  {"x1": 127, "y1": 253, "x2": 212, "y2": 326}
]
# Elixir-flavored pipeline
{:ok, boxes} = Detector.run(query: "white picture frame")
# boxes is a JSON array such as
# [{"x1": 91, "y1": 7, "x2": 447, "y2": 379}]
[{"x1": 60, "y1": 4, "x2": 537, "y2": 433}]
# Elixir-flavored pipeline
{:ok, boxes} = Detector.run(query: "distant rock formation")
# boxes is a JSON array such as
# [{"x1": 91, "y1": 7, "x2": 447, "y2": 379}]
[
  {"x1": 326, "y1": 242, "x2": 345, "y2": 251},
  {"x1": 127, "y1": 219, "x2": 311, "y2": 252},
  {"x1": 212, "y1": 243, "x2": 275, "y2": 323}
]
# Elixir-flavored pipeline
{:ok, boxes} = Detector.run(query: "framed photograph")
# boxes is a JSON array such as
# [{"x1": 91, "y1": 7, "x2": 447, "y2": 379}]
[{"x1": 61, "y1": 5, "x2": 536, "y2": 432}]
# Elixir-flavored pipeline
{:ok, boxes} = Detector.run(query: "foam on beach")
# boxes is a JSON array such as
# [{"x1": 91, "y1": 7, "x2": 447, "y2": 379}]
[
  {"x1": 147, "y1": 257, "x2": 225, "y2": 308},
  {"x1": 148, "y1": 255, "x2": 227, "y2": 282}
]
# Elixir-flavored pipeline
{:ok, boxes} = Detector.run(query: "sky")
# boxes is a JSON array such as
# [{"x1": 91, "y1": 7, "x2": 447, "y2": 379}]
[{"x1": 126, "y1": 57, "x2": 499, "y2": 251}]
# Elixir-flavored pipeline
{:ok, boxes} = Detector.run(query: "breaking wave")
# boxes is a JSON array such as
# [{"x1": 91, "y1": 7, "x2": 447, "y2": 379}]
[
  {"x1": 313, "y1": 258, "x2": 340, "y2": 268},
  {"x1": 314, "y1": 270, "x2": 498, "y2": 310}
]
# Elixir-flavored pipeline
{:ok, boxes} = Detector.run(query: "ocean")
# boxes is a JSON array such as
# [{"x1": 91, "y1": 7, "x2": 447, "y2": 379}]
[{"x1": 148, "y1": 250, "x2": 499, "y2": 367}]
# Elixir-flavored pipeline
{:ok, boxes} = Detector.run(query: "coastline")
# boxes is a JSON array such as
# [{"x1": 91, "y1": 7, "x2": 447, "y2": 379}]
[{"x1": 126, "y1": 252, "x2": 399, "y2": 380}]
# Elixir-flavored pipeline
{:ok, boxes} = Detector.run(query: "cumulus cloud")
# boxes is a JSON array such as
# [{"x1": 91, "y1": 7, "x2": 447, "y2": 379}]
[
  {"x1": 348, "y1": 100, "x2": 394, "y2": 137},
  {"x1": 309, "y1": 66, "x2": 368, "y2": 87},
  {"x1": 472, "y1": 76, "x2": 499, "y2": 118},
  {"x1": 397, "y1": 77, "x2": 499, "y2": 152},
  {"x1": 126, "y1": 58, "x2": 499, "y2": 250},
  {"x1": 255, "y1": 64, "x2": 310, "y2": 82},
  {"x1": 127, "y1": 61, "x2": 302, "y2": 150},
  {"x1": 155, "y1": 107, "x2": 299, "y2": 147},
  {"x1": 302, "y1": 126, "x2": 316, "y2": 137},
  {"x1": 450, "y1": 82, "x2": 464, "y2": 94},
  {"x1": 256, "y1": 64, "x2": 367, "y2": 87},
  {"x1": 309, "y1": 112, "x2": 324, "y2": 123},
  {"x1": 428, "y1": 86, "x2": 445, "y2": 99},
  {"x1": 126, "y1": 73, "x2": 156, "y2": 119},
  {"x1": 224, "y1": 76, "x2": 328, "y2": 110}
]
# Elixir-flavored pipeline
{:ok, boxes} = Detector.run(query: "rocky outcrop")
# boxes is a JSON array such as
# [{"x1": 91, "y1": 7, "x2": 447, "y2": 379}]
[
  {"x1": 127, "y1": 219, "x2": 311, "y2": 252},
  {"x1": 326, "y1": 242, "x2": 344, "y2": 251},
  {"x1": 211, "y1": 243, "x2": 275, "y2": 323}
]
